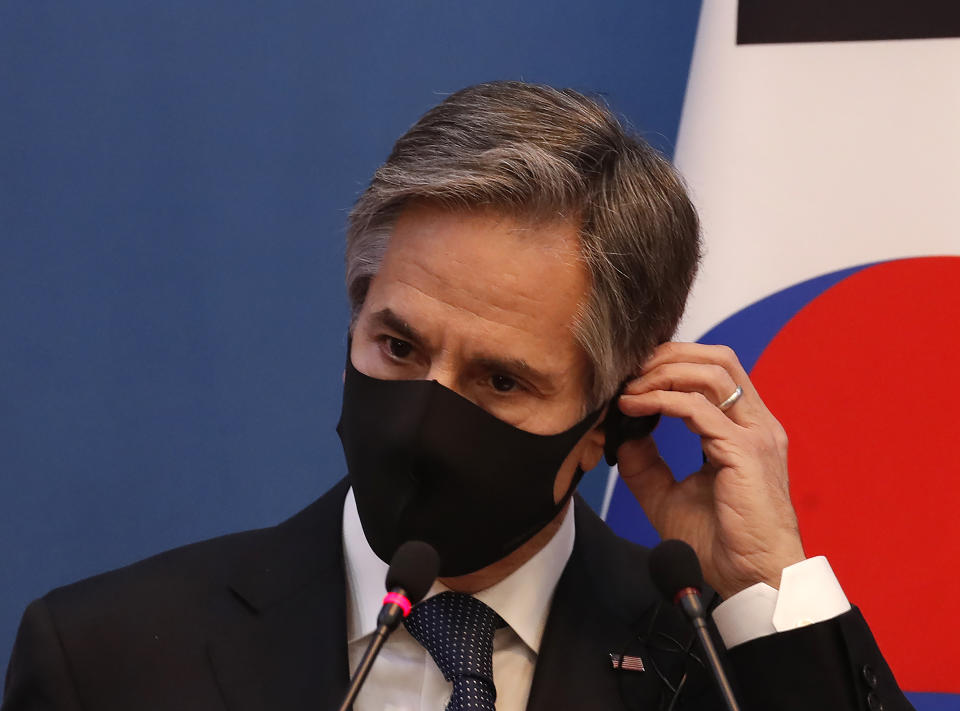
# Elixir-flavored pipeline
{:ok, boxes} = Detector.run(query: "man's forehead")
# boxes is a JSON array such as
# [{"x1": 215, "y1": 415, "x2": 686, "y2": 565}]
[{"x1": 383, "y1": 205, "x2": 587, "y2": 300}]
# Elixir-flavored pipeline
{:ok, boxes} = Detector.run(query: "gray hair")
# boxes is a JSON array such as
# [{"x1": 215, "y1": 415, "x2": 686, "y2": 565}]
[{"x1": 346, "y1": 81, "x2": 701, "y2": 408}]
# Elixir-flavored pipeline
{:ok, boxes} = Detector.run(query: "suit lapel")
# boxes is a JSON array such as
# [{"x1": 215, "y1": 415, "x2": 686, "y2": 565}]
[
  {"x1": 203, "y1": 481, "x2": 708, "y2": 711},
  {"x1": 526, "y1": 497, "x2": 670, "y2": 711},
  {"x1": 207, "y1": 479, "x2": 351, "y2": 711}
]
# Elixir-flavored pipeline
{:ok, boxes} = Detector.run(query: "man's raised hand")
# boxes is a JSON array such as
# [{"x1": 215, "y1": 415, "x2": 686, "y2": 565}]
[{"x1": 616, "y1": 342, "x2": 806, "y2": 599}]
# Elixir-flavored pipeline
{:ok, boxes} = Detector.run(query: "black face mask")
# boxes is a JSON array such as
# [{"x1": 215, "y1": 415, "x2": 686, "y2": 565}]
[{"x1": 336, "y1": 355, "x2": 604, "y2": 577}]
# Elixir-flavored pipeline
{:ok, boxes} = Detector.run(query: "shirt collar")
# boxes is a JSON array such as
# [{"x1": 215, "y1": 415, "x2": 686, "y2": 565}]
[{"x1": 342, "y1": 487, "x2": 575, "y2": 654}]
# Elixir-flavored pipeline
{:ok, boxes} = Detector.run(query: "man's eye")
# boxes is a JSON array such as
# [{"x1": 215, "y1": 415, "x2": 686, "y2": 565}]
[
  {"x1": 385, "y1": 337, "x2": 413, "y2": 360},
  {"x1": 491, "y1": 374, "x2": 517, "y2": 392}
]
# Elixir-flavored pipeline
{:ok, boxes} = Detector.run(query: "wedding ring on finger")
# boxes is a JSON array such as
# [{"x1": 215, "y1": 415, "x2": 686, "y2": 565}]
[{"x1": 718, "y1": 385, "x2": 743, "y2": 411}]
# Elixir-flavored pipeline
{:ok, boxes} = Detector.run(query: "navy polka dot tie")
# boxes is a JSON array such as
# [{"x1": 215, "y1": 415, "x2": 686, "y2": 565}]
[{"x1": 404, "y1": 591, "x2": 505, "y2": 710}]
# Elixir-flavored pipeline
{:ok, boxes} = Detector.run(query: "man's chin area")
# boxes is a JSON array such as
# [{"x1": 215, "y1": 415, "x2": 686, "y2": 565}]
[{"x1": 438, "y1": 500, "x2": 571, "y2": 594}]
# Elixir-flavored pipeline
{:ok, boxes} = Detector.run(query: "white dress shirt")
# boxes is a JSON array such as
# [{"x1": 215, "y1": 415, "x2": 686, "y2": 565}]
[{"x1": 342, "y1": 488, "x2": 851, "y2": 710}]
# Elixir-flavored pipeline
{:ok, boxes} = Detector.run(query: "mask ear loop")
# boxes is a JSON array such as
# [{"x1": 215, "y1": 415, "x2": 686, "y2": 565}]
[
  {"x1": 554, "y1": 404, "x2": 612, "y2": 506},
  {"x1": 602, "y1": 381, "x2": 661, "y2": 466}
]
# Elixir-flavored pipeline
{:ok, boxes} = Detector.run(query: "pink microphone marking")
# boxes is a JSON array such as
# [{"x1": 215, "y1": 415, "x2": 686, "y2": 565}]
[
  {"x1": 382, "y1": 591, "x2": 413, "y2": 617},
  {"x1": 673, "y1": 586, "x2": 700, "y2": 605}
]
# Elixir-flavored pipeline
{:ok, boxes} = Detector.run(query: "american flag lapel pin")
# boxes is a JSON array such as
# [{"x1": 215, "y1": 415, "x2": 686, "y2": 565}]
[{"x1": 609, "y1": 653, "x2": 645, "y2": 672}]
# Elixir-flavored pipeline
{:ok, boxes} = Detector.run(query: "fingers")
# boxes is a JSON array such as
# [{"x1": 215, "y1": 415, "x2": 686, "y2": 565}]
[
  {"x1": 641, "y1": 343, "x2": 758, "y2": 399},
  {"x1": 624, "y1": 361, "x2": 746, "y2": 412},
  {"x1": 625, "y1": 342, "x2": 772, "y2": 424},
  {"x1": 615, "y1": 437, "x2": 677, "y2": 528},
  {"x1": 619, "y1": 389, "x2": 741, "y2": 442},
  {"x1": 619, "y1": 385, "x2": 791, "y2": 512}
]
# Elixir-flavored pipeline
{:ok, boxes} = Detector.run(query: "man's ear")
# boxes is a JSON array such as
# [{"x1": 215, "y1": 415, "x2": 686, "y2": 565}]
[{"x1": 577, "y1": 406, "x2": 609, "y2": 472}]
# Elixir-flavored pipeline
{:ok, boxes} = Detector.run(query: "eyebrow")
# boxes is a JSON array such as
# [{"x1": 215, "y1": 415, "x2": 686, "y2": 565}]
[
  {"x1": 368, "y1": 307, "x2": 557, "y2": 391},
  {"x1": 370, "y1": 308, "x2": 425, "y2": 347}
]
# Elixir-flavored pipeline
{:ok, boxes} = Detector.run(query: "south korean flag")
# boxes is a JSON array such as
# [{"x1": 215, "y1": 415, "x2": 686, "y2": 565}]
[{"x1": 603, "y1": 3, "x2": 960, "y2": 708}]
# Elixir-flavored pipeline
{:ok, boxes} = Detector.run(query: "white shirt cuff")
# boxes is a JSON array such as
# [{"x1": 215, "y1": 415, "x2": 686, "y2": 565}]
[{"x1": 711, "y1": 556, "x2": 851, "y2": 649}]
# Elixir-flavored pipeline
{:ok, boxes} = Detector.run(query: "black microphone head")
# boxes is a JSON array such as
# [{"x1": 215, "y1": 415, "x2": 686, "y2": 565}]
[
  {"x1": 649, "y1": 539, "x2": 704, "y2": 601},
  {"x1": 384, "y1": 541, "x2": 440, "y2": 604}
]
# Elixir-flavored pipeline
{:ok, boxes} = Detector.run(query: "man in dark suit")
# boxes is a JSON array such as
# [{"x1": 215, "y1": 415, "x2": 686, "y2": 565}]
[{"x1": 3, "y1": 81, "x2": 914, "y2": 710}]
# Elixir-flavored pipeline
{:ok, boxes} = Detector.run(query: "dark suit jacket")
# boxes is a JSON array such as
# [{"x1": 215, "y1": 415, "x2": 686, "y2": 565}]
[{"x1": 3, "y1": 478, "x2": 912, "y2": 711}]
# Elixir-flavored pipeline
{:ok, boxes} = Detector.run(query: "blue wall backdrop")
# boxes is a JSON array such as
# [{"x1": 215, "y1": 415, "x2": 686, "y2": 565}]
[{"x1": 0, "y1": 0, "x2": 702, "y2": 677}]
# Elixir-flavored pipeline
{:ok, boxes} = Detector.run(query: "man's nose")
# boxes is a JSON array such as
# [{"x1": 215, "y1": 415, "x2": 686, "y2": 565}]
[
  {"x1": 424, "y1": 360, "x2": 484, "y2": 410},
  {"x1": 425, "y1": 364, "x2": 457, "y2": 389},
  {"x1": 424, "y1": 362, "x2": 462, "y2": 396}
]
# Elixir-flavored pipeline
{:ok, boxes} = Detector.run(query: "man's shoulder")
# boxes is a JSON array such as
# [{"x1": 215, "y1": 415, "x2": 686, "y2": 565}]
[
  {"x1": 40, "y1": 478, "x2": 350, "y2": 636},
  {"x1": 43, "y1": 520, "x2": 277, "y2": 616},
  {"x1": 569, "y1": 496, "x2": 719, "y2": 612},
  {"x1": 571, "y1": 496, "x2": 651, "y2": 574},
  {"x1": 568, "y1": 495, "x2": 664, "y2": 616}
]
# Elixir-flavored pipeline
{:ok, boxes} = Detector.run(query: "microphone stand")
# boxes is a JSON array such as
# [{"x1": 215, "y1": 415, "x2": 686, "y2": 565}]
[
  {"x1": 336, "y1": 591, "x2": 410, "y2": 711},
  {"x1": 677, "y1": 587, "x2": 741, "y2": 711},
  {"x1": 336, "y1": 540, "x2": 438, "y2": 710},
  {"x1": 336, "y1": 624, "x2": 391, "y2": 711}
]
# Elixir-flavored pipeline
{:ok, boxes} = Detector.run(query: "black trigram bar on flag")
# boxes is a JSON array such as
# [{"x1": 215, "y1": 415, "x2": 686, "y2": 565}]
[{"x1": 739, "y1": 0, "x2": 960, "y2": 44}]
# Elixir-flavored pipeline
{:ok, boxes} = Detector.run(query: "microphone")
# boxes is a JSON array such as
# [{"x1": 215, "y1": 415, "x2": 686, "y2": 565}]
[
  {"x1": 649, "y1": 540, "x2": 742, "y2": 711},
  {"x1": 336, "y1": 540, "x2": 439, "y2": 711}
]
